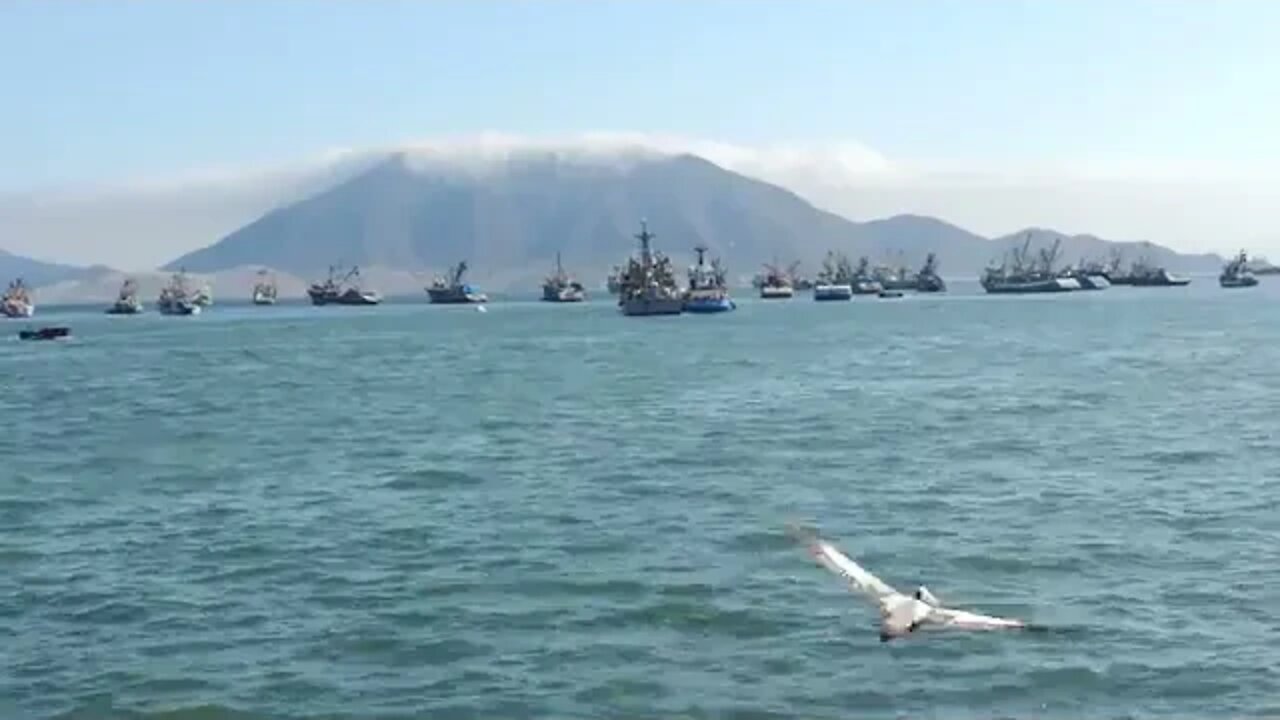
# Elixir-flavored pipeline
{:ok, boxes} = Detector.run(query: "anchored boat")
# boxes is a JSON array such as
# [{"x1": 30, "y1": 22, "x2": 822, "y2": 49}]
[
  {"x1": 851, "y1": 257, "x2": 884, "y2": 295},
  {"x1": 617, "y1": 220, "x2": 684, "y2": 316},
  {"x1": 308, "y1": 265, "x2": 381, "y2": 305},
  {"x1": 542, "y1": 253, "x2": 586, "y2": 302},
  {"x1": 18, "y1": 326, "x2": 69, "y2": 341},
  {"x1": 158, "y1": 270, "x2": 202, "y2": 315},
  {"x1": 427, "y1": 262, "x2": 488, "y2": 304},
  {"x1": 981, "y1": 235, "x2": 1080, "y2": 294},
  {"x1": 1220, "y1": 250, "x2": 1260, "y2": 288},
  {"x1": 916, "y1": 253, "x2": 946, "y2": 292},
  {"x1": 252, "y1": 269, "x2": 278, "y2": 305},
  {"x1": 2, "y1": 278, "x2": 35, "y2": 318},
  {"x1": 683, "y1": 245, "x2": 735, "y2": 313},
  {"x1": 106, "y1": 278, "x2": 143, "y2": 314},
  {"x1": 759, "y1": 260, "x2": 798, "y2": 299},
  {"x1": 813, "y1": 250, "x2": 855, "y2": 301}
]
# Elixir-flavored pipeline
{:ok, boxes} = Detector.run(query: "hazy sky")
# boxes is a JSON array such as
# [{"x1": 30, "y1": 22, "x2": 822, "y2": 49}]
[{"x1": 2, "y1": 0, "x2": 1278, "y2": 266}]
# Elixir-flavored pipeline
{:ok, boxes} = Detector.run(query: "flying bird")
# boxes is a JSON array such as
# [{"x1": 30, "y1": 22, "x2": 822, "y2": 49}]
[{"x1": 789, "y1": 524, "x2": 1038, "y2": 642}]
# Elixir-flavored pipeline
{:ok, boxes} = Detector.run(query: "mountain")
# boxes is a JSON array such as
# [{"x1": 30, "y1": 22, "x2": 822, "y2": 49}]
[
  {"x1": 0, "y1": 249, "x2": 99, "y2": 287},
  {"x1": 164, "y1": 150, "x2": 1224, "y2": 289}
]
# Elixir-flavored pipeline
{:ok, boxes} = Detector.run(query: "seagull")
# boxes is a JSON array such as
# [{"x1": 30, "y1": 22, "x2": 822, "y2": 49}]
[{"x1": 789, "y1": 524, "x2": 1038, "y2": 642}]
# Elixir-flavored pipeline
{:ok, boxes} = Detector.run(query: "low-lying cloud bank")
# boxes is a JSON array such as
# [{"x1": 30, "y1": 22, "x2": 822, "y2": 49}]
[{"x1": 3, "y1": 131, "x2": 1276, "y2": 269}]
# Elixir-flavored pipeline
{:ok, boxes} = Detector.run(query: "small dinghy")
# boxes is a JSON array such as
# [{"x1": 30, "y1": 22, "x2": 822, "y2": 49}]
[{"x1": 19, "y1": 326, "x2": 70, "y2": 341}]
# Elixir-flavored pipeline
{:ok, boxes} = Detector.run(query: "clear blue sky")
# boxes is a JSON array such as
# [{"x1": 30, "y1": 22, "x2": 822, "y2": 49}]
[{"x1": 2, "y1": 0, "x2": 1277, "y2": 189}]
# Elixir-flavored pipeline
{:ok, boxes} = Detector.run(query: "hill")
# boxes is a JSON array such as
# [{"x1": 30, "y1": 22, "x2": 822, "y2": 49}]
[
  {"x1": 148, "y1": 149, "x2": 1222, "y2": 289},
  {"x1": 0, "y1": 249, "x2": 99, "y2": 288}
]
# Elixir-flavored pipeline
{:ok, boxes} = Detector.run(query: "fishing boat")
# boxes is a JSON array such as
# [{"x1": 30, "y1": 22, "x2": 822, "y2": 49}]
[
  {"x1": 981, "y1": 235, "x2": 1080, "y2": 294},
  {"x1": 813, "y1": 250, "x2": 854, "y2": 301},
  {"x1": 851, "y1": 257, "x2": 884, "y2": 295},
  {"x1": 606, "y1": 266, "x2": 623, "y2": 295},
  {"x1": 157, "y1": 269, "x2": 201, "y2": 315},
  {"x1": 106, "y1": 278, "x2": 143, "y2": 314},
  {"x1": 427, "y1": 262, "x2": 488, "y2": 304},
  {"x1": 617, "y1": 220, "x2": 685, "y2": 316},
  {"x1": 252, "y1": 269, "x2": 278, "y2": 305},
  {"x1": 18, "y1": 326, "x2": 69, "y2": 341},
  {"x1": 1220, "y1": 250, "x2": 1259, "y2": 288},
  {"x1": 541, "y1": 253, "x2": 586, "y2": 302},
  {"x1": 192, "y1": 282, "x2": 213, "y2": 308},
  {"x1": 874, "y1": 254, "x2": 917, "y2": 291},
  {"x1": 2, "y1": 278, "x2": 35, "y2": 318},
  {"x1": 308, "y1": 265, "x2": 381, "y2": 305},
  {"x1": 759, "y1": 260, "x2": 798, "y2": 299},
  {"x1": 916, "y1": 253, "x2": 946, "y2": 292},
  {"x1": 683, "y1": 245, "x2": 736, "y2": 313}
]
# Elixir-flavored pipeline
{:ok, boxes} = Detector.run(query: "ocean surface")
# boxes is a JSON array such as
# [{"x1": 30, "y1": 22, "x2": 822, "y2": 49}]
[{"x1": 3, "y1": 280, "x2": 1279, "y2": 719}]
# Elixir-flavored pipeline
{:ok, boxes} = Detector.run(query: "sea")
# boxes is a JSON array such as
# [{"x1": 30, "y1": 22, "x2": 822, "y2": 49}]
[{"x1": 3, "y1": 280, "x2": 1279, "y2": 720}]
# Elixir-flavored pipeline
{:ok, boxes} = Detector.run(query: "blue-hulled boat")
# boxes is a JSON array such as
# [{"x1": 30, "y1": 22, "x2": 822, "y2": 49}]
[{"x1": 683, "y1": 245, "x2": 736, "y2": 313}]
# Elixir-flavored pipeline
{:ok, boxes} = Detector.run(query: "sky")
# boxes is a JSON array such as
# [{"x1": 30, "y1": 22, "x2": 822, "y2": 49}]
[{"x1": 2, "y1": 0, "x2": 1279, "y2": 267}]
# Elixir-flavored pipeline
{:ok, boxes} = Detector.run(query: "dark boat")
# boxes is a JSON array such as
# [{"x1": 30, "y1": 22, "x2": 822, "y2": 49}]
[
  {"x1": 915, "y1": 253, "x2": 946, "y2": 292},
  {"x1": 981, "y1": 235, "x2": 1080, "y2": 294},
  {"x1": 878, "y1": 290, "x2": 904, "y2": 298},
  {"x1": 307, "y1": 265, "x2": 381, "y2": 305},
  {"x1": 1220, "y1": 250, "x2": 1260, "y2": 288},
  {"x1": 106, "y1": 278, "x2": 143, "y2": 314},
  {"x1": 542, "y1": 253, "x2": 586, "y2": 302},
  {"x1": 19, "y1": 326, "x2": 69, "y2": 341},
  {"x1": 617, "y1": 220, "x2": 684, "y2": 316},
  {"x1": 427, "y1": 261, "x2": 488, "y2": 304}
]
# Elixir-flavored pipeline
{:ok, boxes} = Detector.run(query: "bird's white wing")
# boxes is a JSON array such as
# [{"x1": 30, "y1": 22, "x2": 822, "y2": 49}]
[
  {"x1": 790, "y1": 525, "x2": 905, "y2": 613},
  {"x1": 925, "y1": 605, "x2": 1027, "y2": 631}
]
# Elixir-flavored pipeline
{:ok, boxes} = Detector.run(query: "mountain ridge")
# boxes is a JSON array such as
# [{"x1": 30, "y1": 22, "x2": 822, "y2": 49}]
[{"x1": 9, "y1": 150, "x2": 1229, "y2": 300}]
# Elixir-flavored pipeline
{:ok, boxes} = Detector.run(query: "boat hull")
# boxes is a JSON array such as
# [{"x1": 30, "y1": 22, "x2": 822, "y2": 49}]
[
  {"x1": 428, "y1": 289, "x2": 488, "y2": 304},
  {"x1": 813, "y1": 284, "x2": 853, "y2": 301},
  {"x1": 852, "y1": 280, "x2": 883, "y2": 295},
  {"x1": 916, "y1": 276, "x2": 947, "y2": 292},
  {"x1": 760, "y1": 285, "x2": 794, "y2": 299},
  {"x1": 1220, "y1": 276, "x2": 1259, "y2": 288},
  {"x1": 620, "y1": 296, "x2": 684, "y2": 316},
  {"x1": 19, "y1": 326, "x2": 69, "y2": 341},
  {"x1": 309, "y1": 291, "x2": 380, "y2": 306},
  {"x1": 158, "y1": 303, "x2": 199, "y2": 316},
  {"x1": 106, "y1": 303, "x2": 142, "y2": 315},
  {"x1": 684, "y1": 296, "x2": 736, "y2": 313},
  {"x1": 982, "y1": 277, "x2": 1080, "y2": 294},
  {"x1": 542, "y1": 287, "x2": 585, "y2": 302}
]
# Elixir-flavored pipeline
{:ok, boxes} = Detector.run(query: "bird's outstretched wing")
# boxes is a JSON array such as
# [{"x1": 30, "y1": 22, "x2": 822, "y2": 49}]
[
  {"x1": 924, "y1": 606, "x2": 1027, "y2": 631},
  {"x1": 788, "y1": 524, "x2": 905, "y2": 613}
]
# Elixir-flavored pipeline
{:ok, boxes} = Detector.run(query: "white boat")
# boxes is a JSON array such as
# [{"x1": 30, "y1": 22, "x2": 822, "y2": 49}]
[
  {"x1": 760, "y1": 284, "x2": 794, "y2": 299},
  {"x1": 1, "y1": 278, "x2": 35, "y2": 318},
  {"x1": 814, "y1": 283, "x2": 854, "y2": 301},
  {"x1": 252, "y1": 269, "x2": 278, "y2": 305}
]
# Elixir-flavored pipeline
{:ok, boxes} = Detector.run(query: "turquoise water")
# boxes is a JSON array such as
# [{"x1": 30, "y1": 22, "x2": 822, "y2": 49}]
[{"x1": 4, "y1": 282, "x2": 1279, "y2": 719}]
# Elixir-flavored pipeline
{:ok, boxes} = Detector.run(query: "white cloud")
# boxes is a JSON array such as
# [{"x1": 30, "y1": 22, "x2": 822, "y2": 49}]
[{"x1": 1, "y1": 131, "x2": 1276, "y2": 269}]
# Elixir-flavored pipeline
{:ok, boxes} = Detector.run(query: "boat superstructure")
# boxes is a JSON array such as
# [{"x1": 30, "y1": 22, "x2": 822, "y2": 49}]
[
  {"x1": 1220, "y1": 250, "x2": 1260, "y2": 288},
  {"x1": 813, "y1": 251, "x2": 854, "y2": 301},
  {"x1": 106, "y1": 278, "x2": 143, "y2": 314},
  {"x1": 874, "y1": 253, "x2": 917, "y2": 291},
  {"x1": 252, "y1": 269, "x2": 278, "y2": 305},
  {"x1": 427, "y1": 262, "x2": 488, "y2": 304},
  {"x1": 684, "y1": 245, "x2": 735, "y2": 313},
  {"x1": 158, "y1": 269, "x2": 201, "y2": 315},
  {"x1": 981, "y1": 235, "x2": 1080, "y2": 294},
  {"x1": 617, "y1": 220, "x2": 684, "y2": 316},
  {"x1": 308, "y1": 265, "x2": 381, "y2": 306},
  {"x1": 759, "y1": 260, "x2": 798, "y2": 299},
  {"x1": 2, "y1": 278, "x2": 35, "y2": 318},
  {"x1": 542, "y1": 253, "x2": 586, "y2": 302}
]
